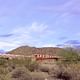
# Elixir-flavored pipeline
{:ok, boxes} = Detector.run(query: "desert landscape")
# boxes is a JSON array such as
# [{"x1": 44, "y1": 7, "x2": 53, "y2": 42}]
[
  {"x1": 0, "y1": 0, "x2": 80, "y2": 80},
  {"x1": 0, "y1": 46, "x2": 80, "y2": 80}
]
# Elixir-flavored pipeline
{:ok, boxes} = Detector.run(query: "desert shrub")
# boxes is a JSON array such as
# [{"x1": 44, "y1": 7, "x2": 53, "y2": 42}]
[
  {"x1": 0, "y1": 67, "x2": 9, "y2": 80},
  {"x1": 0, "y1": 67, "x2": 9, "y2": 75},
  {"x1": 0, "y1": 57, "x2": 7, "y2": 66},
  {"x1": 25, "y1": 59, "x2": 39, "y2": 72},
  {"x1": 5, "y1": 67, "x2": 32, "y2": 80},
  {"x1": 9, "y1": 58, "x2": 23, "y2": 66},
  {"x1": 28, "y1": 61, "x2": 38, "y2": 72},
  {"x1": 49, "y1": 65, "x2": 71, "y2": 80},
  {"x1": 8, "y1": 58, "x2": 30, "y2": 68},
  {"x1": 0, "y1": 75, "x2": 6, "y2": 80},
  {"x1": 49, "y1": 63, "x2": 80, "y2": 80},
  {"x1": 31, "y1": 72, "x2": 48, "y2": 80},
  {"x1": 67, "y1": 63, "x2": 80, "y2": 80},
  {"x1": 7, "y1": 57, "x2": 39, "y2": 72},
  {"x1": 39, "y1": 65, "x2": 49, "y2": 73},
  {"x1": 57, "y1": 71, "x2": 71, "y2": 80},
  {"x1": 6, "y1": 66, "x2": 15, "y2": 73}
]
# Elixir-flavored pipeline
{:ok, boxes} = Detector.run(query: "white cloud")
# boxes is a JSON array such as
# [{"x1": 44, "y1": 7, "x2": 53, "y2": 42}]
[
  {"x1": 42, "y1": 44, "x2": 57, "y2": 47},
  {"x1": 0, "y1": 22, "x2": 55, "y2": 51},
  {"x1": 12, "y1": 22, "x2": 49, "y2": 37},
  {"x1": 29, "y1": 22, "x2": 48, "y2": 33},
  {"x1": 0, "y1": 41, "x2": 19, "y2": 51},
  {"x1": 35, "y1": 0, "x2": 80, "y2": 15}
]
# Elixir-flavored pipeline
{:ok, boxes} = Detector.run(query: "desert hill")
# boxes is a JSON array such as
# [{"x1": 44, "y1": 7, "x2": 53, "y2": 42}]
[{"x1": 7, "y1": 46, "x2": 63, "y2": 56}]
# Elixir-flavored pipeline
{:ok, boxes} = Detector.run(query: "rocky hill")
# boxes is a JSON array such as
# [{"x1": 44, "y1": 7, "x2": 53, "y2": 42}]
[{"x1": 7, "y1": 46, "x2": 63, "y2": 56}]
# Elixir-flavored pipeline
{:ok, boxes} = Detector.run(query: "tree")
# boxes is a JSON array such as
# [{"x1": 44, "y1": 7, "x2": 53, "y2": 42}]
[{"x1": 59, "y1": 47, "x2": 80, "y2": 64}]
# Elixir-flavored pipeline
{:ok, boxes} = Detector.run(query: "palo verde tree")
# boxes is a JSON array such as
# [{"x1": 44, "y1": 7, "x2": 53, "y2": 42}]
[{"x1": 59, "y1": 47, "x2": 80, "y2": 64}]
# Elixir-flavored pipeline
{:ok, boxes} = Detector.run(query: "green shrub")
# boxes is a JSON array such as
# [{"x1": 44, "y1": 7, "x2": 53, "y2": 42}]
[
  {"x1": 0, "y1": 57, "x2": 7, "y2": 66},
  {"x1": 59, "y1": 47, "x2": 80, "y2": 64},
  {"x1": 25, "y1": 59, "x2": 39, "y2": 72}
]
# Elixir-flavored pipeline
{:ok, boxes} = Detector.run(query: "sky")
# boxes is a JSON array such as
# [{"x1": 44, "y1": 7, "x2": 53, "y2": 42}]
[{"x1": 0, "y1": 0, "x2": 80, "y2": 51}]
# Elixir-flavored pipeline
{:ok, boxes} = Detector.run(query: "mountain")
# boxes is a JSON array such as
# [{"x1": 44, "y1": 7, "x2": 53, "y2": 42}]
[{"x1": 7, "y1": 46, "x2": 63, "y2": 56}]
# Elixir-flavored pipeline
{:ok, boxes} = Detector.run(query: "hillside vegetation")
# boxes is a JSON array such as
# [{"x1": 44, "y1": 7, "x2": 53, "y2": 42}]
[
  {"x1": 8, "y1": 46, "x2": 62, "y2": 56},
  {"x1": 0, "y1": 46, "x2": 80, "y2": 80}
]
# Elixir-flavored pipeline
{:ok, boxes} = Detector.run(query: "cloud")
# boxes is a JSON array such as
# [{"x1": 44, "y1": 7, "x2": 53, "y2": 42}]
[
  {"x1": 64, "y1": 40, "x2": 80, "y2": 45},
  {"x1": 29, "y1": 22, "x2": 48, "y2": 33},
  {"x1": 56, "y1": 44, "x2": 64, "y2": 47},
  {"x1": 0, "y1": 34, "x2": 13, "y2": 37},
  {"x1": 36, "y1": 0, "x2": 80, "y2": 15},
  {"x1": 58, "y1": 37, "x2": 68, "y2": 40},
  {"x1": 10, "y1": 22, "x2": 51, "y2": 43},
  {"x1": 0, "y1": 22, "x2": 55, "y2": 51},
  {"x1": 0, "y1": 41, "x2": 19, "y2": 51},
  {"x1": 42, "y1": 44, "x2": 57, "y2": 47},
  {"x1": 12, "y1": 22, "x2": 49, "y2": 35},
  {"x1": 56, "y1": 40, "x2": 80, "y2": 48}
]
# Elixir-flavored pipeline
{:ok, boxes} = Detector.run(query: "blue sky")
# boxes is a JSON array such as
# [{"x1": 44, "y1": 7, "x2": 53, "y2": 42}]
[{"x1": 0, "y1": 0, "x2": 80, "y2": 51}]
